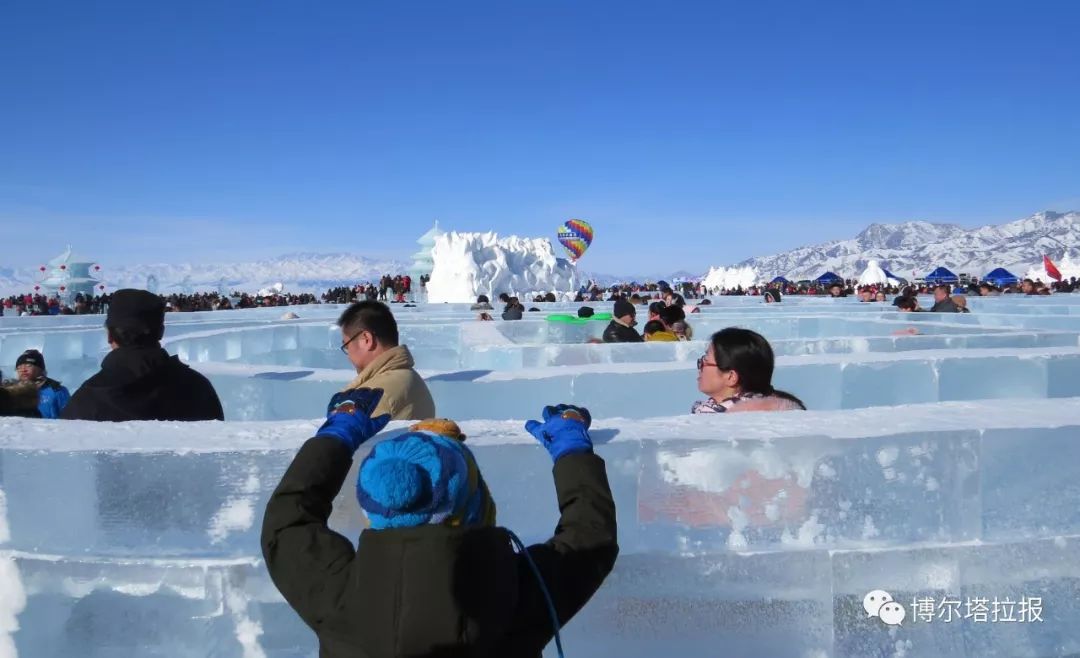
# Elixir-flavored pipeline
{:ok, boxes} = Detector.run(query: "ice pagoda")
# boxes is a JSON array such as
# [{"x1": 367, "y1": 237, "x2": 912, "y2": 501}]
[
  {"x1": 36, "y1": 245, "x2": 104, "y2": 298},
  {"x1": 410, "y1": 220, "x2": 443, "y2": 280}
]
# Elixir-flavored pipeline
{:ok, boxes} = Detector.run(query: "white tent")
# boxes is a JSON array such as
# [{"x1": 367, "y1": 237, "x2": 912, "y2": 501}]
[
  {"x1": 702, "y1": 265, "x2": 758, "y2": 291},
  {"x1": 857, "y1": 260, "x2": 900, "y2": 286}
]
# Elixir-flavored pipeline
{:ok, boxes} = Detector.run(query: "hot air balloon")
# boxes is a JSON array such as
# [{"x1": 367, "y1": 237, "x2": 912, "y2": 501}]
[{"x1": 557, "y1": 219, "x2": 594, "y2": 262}]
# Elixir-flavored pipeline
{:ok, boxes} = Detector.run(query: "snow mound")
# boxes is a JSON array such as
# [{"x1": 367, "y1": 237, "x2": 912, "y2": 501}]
[
  {"x1": 425, "y1": 231, "x2": 577, "y2": 303},
  {"x1": 857, "y1": 260, "x2": 900, "y2": 286},
  {"x1": 1024, "y1": 254, "x2": 1080, "y2": 284},
  {"x1": 702, "y1": 265, "x2": 758, "y2": 291}
]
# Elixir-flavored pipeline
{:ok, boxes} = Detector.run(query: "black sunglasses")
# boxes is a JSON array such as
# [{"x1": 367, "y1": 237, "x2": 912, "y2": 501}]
[{"x1": 697, "y1": 355, "x2": 721, "y2": 370}]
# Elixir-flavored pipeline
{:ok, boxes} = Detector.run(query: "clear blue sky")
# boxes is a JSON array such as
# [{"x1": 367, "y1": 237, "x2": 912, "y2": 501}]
[{"x1": 2, "y1": 0, "x2": 1078, "y2": 274}]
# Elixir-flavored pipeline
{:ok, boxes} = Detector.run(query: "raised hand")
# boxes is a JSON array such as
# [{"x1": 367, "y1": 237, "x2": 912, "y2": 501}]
[
  {"x1": 316, "y1": 388, "x2": 392, "y2": 453},
  {"x1": 524, "y1": 404, "x2": 594, "y2": 462}
]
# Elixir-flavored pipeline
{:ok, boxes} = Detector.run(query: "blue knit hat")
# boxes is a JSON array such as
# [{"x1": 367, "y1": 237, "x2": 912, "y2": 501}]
[{"x1": 357, "y1": 427, "x2": 496, "y2": 530}]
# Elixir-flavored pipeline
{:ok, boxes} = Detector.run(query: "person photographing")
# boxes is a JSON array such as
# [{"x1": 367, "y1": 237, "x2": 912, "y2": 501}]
[{"x1": 262, "y1": 389, "x2": 618, "y2": 658}]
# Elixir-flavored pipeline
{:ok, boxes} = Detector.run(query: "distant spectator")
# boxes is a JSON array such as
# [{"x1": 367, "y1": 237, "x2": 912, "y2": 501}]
[
  {"x1": 662, "y1": 290, "x2": 685, "y2": 307},
  {"x1": 670, "y1": 320, "x2": 690, "y2": 340},
  {"x1": 658, "y1": 304, "x2": 692, "y2": 339},
  {"x1": 896, "y1": 296, "x2": 921, "y2": 312},
  {"x1": 14, "y1": 349, "x2": 70, "y2": 419},
  {"x1": 577, "y1": 306, "x2": 595, "y2": 318},
  {"x1": 930, "y1": 285, "x2": 960, "y2": 312},
  {"x1": 764, "y1": 290, "x2": 782, "y2": 303},
  {"x1": 642, "y1": 320, "x2": 678, "y2": 342},
  {"x1": 501, "y1": 299, "x2": 524, "y2": 321},
  {"x1": 693, "y1": 328, "x2": 806, "y2": 413},
  {"x1": 829, "y1": 284, "x2": 846, "y2": 298},
  {"x1": 648, "y1": 301, "x2": 666, "y2": 323},
  {"x1": 603, "y1": 299, "x2": 643, "y2": 343},
  {"x1": 470, "y1": 295, "x2": 493, "y2": 311},
  {"x1": 952, "y1": 295, "x2": 970, "y2": 313}
]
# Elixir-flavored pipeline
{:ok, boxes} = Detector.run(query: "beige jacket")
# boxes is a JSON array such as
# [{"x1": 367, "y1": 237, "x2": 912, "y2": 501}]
[{"x1": 342, "y1": 345, "x2": 436, "y2": 420}]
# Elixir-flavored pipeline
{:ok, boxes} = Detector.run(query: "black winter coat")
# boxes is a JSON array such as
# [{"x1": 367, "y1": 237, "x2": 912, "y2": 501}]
[
  {"x1": 930, "y1": 298, "x2": 960, "y2": 313},
  {"x1": 61, "y1": 346, "x2": 224, "y2": 422},
  {"x1": 262, "y1": 437, "x2": 618, "y2": 658},
  {"x1": 602, "y1": 320, "x2": 643, "y2": 343}
]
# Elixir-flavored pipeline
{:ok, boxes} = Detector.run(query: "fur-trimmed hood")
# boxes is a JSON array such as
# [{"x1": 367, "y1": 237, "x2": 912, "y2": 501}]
[{"x1": 1, "y1": 380, "x2": 43, "y2": 417}]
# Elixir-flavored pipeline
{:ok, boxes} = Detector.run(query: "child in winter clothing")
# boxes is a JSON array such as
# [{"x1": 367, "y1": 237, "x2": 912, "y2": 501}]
[{"x1": 263, "y1": 389, "x2": 618, "y2": 658}]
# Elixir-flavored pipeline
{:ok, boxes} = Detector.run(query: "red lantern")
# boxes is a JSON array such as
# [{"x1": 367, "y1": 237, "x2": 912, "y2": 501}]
[
  {"x1": 33, "y1": 285, "x2": 40, "y2": 291},
  {"x1": 94, "y1": 265, "x2": 101, "y2": 271},
  {"x1": 60, "y1": 265, "x2": 67, "y2": 270},
  {"x1": 59, "y1": 286, "x2": 66, "y2": 291},
  {"x1": 39, "y1": 266, "x2": 46, "y2": 272},
  {"x1": 99, "y1": 285, "x2": 105, "y2": 290}
]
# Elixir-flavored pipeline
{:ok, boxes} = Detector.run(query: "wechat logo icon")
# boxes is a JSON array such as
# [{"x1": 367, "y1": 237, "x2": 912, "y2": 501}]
[{"x1": 864, "y1": 589, "x2": 906, "y2": 626}]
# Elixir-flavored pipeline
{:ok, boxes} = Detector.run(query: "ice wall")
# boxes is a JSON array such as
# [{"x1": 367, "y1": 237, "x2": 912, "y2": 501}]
[
  {"x1": 425, "y1": 231, "x2": 577, "y2": 303},
  {"x1": 3, "y1": 399, "x2": 1080, "y2": 657}
]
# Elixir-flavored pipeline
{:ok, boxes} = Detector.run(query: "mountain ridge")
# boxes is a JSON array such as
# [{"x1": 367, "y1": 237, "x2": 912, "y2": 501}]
[{"x1": 732, "y1": 210, "x2": 1078, "y2": 281}]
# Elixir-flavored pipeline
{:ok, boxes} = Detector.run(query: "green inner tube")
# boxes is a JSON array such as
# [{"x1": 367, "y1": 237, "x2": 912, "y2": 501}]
[{"x1": 546, "y1": 312, "x2": 612, "y2": 323}]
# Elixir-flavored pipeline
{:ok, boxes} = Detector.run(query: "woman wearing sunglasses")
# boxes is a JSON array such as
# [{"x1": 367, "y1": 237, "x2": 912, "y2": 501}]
[{"x1": 692, "y1": 328, "x2": 806, "y2": 414}]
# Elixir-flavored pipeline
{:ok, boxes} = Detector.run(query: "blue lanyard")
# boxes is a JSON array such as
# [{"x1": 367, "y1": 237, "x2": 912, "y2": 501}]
[{"x1": 507, "y1": 531, "x2": 565, "y2": 658}]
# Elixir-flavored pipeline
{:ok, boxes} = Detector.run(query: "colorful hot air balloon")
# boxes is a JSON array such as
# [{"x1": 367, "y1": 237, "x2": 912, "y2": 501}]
[{"x1": 557, "y1": 219, "x2": 594, "y2": 262}]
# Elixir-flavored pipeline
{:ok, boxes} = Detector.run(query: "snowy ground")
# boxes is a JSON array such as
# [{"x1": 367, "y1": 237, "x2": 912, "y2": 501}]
[{"x1": 2, "y1": 294, "x2": 1080, "y2": 657}]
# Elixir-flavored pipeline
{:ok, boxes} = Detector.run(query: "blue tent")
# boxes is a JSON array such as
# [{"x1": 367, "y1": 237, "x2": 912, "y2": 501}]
[
  {"x1": 880, "y1": 266, "x2": 905, "y2": 283},
  {"x1": 983, "y1": 267, "x2": 1019, "y2": 286},
  {"x1": 924, "y1": 266, "x2": 958, "y2": 284},
  {"x1": 771, "y1": 276, "x2": 791, "y2": 284},
  {"x1": 815, "y1": 271, "x2": 844, "y2": 285}
]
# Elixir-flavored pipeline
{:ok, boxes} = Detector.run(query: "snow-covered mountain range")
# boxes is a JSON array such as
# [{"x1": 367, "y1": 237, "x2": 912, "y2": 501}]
[
  {"x1": 0, "y1": 253, "x2": 410, "y2": 296},
  {"x1": 733, "y1": 211, "x2": 1079, "y2": 281}
]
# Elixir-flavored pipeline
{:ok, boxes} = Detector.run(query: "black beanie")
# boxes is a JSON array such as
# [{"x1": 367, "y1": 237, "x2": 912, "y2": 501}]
[
  {"x1": 107, "y1": 289, "x2": 166, "y2": 334},
  {"x1": 613, "y1": 299, "x2": 635, "y2": 319},
  {"x1": 577, "y1": 306, "x2": 595, "y2": 318},
  {"x1": 15, "y1": 349, "x2": 45, "y2": 371}
]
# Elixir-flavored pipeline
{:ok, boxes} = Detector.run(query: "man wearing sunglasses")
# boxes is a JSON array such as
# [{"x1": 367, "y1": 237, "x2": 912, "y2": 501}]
[{"x1": 336, "y1": 301, "x2": 435, "y2": 420}]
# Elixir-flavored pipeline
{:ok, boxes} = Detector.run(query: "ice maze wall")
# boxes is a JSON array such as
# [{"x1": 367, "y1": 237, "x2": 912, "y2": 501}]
[{"x1": 3, "y1": 295, "x2": 1080, "y2": 657}]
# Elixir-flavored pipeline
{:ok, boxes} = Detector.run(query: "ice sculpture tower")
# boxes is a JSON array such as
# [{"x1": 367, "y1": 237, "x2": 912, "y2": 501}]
[
  {"x1": 411, "y1": 220, "x2": 442, "y2": 280},
  {"x1": 36, "y1": 245, "x2": 105, "y2": 298}
]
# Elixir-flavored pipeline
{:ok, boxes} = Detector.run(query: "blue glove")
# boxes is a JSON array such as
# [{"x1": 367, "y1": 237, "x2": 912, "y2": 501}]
[
  {"x1": 525, "y1": 404, "x2": 594, "y2": 462},
  {"x1": 316, "y1": 388, "x2": 392, "y2": 453}
]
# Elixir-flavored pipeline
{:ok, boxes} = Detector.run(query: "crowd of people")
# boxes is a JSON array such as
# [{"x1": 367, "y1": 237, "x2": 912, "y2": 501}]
[
  {"x1": 713, "y1": 275, "x2": 1077, "y2": 299},
  {"x1": 322, "y1": 274, "x2": 416, "y2": 304},
  {"x1": 0, "y1": 273, "x2": 418, "y2": 317}
]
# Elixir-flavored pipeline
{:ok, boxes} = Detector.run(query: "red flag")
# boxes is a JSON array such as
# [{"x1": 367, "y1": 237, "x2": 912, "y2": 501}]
[{"x1": 1044, "y1": 255, "x2": 1063, "y2": 281}]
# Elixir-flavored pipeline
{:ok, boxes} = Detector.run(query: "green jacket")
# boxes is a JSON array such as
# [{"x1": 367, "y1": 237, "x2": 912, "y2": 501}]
[{"x1": 261, "y1": 437, "x2": 618, "y2": 658}]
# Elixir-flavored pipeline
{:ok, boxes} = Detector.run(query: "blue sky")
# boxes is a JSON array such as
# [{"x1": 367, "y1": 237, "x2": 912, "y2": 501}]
[{"x1": 2, "y1": 0, "x2": 1078, "y2": 274}]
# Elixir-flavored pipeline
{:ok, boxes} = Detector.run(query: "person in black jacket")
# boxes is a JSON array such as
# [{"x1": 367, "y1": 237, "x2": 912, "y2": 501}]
[
  {"x1": 61, "y1": 289, "x2": 224, "y2": 422},
  {"x1": 929, "y1": 285, "x2": 960, "y2": 313},
  {"x1": 262, "y1": 389, "x2": 618, "y2": 658},
  {"x1": 602, "y1": 298, "x2": 643, "y2": 343}
]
